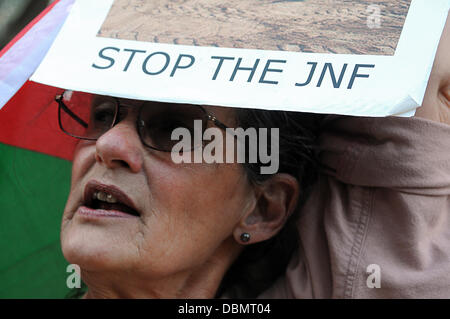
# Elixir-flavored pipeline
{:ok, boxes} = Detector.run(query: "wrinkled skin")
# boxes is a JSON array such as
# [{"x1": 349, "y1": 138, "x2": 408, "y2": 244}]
[{"x1": 61, "y1": 104, "x2": 298, "y2": 298}]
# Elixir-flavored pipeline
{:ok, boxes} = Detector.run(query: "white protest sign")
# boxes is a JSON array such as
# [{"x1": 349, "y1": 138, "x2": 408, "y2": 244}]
[{"x1": 31, "y1": 0, "x2": 450, "y2": 117}]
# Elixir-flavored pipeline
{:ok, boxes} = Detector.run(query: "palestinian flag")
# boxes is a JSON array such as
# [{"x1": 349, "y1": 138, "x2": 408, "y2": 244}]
[{"x1": 0, "y1": 0, "x2": 77, "y2": 298}]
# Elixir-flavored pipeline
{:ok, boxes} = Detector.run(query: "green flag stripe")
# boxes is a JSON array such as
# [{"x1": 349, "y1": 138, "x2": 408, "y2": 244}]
[{"x1": 0, "y1": 142, "x2": 72, "y2": 298}]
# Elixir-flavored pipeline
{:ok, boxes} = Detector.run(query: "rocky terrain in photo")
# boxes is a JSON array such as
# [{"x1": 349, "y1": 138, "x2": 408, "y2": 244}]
[{"x1": 98, "y1": 0, "x2": 411, "y2": 55}]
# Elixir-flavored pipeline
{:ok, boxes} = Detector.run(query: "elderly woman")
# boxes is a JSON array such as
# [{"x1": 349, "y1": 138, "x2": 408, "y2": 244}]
[
  {"x1": 58, "y1": 92, "x2": 323, "y2": 298},
  {"x1": 59, "y1": 14, "x2": 450, "y2": 299}
]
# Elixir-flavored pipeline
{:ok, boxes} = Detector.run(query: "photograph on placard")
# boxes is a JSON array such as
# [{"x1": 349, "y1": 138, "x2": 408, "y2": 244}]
[{"x1": 98, "y1": 0, "x2": 411, "y2": 55}]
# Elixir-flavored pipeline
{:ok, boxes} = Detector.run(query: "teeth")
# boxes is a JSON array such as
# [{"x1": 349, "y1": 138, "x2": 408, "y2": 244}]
[
  {"x1": 93, "y1": 191, "x2": 118, "y2": 203},
  {"x1": 97, "y1": 191, "x2": 107, "y2": 202},
  {"x1": 106, "y1": 193, "x2": 117, "y2": 203}
]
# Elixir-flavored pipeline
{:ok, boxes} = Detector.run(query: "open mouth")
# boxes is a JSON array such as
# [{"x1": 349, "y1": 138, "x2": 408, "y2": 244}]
[{"x1": 83, "y1": 181, "x2": 140, "y2": 217}]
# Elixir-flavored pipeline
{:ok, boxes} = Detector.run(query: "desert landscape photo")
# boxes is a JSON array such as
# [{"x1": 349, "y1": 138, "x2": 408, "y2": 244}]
[{"x1": 98, "y1": 0, "x2": 412, "y2": 55}]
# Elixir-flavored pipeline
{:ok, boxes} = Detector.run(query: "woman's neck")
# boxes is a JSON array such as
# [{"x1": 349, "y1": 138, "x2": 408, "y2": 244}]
[{"x1": 81, "y1": 238, "x2": 243, "y2": 299}]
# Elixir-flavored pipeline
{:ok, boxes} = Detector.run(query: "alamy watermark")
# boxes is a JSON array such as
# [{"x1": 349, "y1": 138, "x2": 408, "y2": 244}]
[
  {"x1": 366, "y1": 264, "x2": 381, "y2": 289},
  {"x1": 366, "y1": 5, "x2": 381, "y2": 29},
  {"x1": 66, "y1": 264, "x2": 81, "y2": 289},
  {"x1": 170, "y1": 120, "x2": 280, "y2": 175}
]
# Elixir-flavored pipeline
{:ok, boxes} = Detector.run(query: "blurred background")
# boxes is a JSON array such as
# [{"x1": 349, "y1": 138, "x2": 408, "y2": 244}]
[{"x1": 0, "y1": 0, "x2": 53, "y2": 50}]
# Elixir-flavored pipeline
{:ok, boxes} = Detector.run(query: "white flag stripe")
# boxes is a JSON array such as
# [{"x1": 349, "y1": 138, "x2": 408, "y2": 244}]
[{"x1": 0, "y1": 0, "x2": 74, "y2": 111}]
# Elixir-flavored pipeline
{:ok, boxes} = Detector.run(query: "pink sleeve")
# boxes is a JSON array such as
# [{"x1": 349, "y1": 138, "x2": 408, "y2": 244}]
[{"x1": 259, "y1": 116, "x2": 450, "y2": 298}]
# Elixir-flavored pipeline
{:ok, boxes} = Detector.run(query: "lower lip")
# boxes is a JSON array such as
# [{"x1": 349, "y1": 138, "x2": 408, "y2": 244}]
[{"x1": 76, "y1": 206, "x2": 138, "y2": 219}]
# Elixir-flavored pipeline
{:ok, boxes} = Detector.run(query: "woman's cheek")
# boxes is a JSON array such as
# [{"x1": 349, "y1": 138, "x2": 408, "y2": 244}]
[{"x1": 71, "y1": 143, "x2": 96, "y2": 187}]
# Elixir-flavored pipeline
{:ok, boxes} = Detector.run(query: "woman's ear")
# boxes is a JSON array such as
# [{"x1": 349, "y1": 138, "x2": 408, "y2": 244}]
[{"x1": 233, "y1": 174, "x2": 299, "y2": 245}]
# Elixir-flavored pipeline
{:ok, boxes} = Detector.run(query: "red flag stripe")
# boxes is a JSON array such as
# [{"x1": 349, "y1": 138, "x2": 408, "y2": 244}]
[{"x1": 0, "y1": 81, "x2": 77, "y2": 161}]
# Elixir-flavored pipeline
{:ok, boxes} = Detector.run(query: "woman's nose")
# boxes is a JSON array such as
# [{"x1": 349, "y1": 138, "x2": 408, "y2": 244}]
[{"x1": 94, "y1": 122, "x2": 144, "y2": 173}]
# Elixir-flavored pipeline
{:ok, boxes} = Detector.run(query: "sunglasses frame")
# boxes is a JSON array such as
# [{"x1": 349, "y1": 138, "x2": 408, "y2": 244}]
[{"x1": 55, "y1": 91, "x2": 230, "y2": 152}]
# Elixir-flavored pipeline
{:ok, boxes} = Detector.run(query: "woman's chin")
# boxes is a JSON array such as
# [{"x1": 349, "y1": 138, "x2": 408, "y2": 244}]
[{"x1": 61, "y1": 225, "x2": 136, "y2": 272}]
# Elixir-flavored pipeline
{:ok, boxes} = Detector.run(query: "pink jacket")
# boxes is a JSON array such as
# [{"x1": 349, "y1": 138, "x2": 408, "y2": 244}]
[{"x1": 260, "y1": 116, "x2": 450, "y2": 298}]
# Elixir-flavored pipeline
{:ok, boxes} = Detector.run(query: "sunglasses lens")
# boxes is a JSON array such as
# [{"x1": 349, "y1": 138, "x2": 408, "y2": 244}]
[
  {"x1": 59, "y1": 91, "x2": 117, "y2": 139},
  {"x1": 139, "y1": 103, "x2": 208, "y2": 151},
  {"x1": 58, "y1": 91, "x2": 213, "y2": 152}
]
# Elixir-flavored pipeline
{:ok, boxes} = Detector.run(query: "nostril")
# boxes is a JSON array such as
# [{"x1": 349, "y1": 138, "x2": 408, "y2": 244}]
[
  {"x1": 95, "y1": 152, "x2": 103, "y2": 164},
  {"x1": 111, "y1": 159, "x2": 131, "y2": 169},
  {"x1": 95, "y1": 151, "x2": 132, "y2": 170}
]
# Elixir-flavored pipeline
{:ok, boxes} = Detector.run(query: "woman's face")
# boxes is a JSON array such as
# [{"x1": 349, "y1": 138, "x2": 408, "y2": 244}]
[{"x1": 60, "y1": 101, "x2": 254, "y2": 283}]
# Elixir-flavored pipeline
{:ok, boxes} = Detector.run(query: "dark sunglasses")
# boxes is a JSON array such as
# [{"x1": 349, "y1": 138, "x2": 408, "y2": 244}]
[{"x1": 55, "y1": 91, "x2": 229, "y2": 152}]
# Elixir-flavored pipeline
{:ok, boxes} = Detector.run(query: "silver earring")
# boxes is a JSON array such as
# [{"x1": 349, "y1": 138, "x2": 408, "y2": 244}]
[{"x1": 240, "y1": 233, "x2": 250, "y2": 243}]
